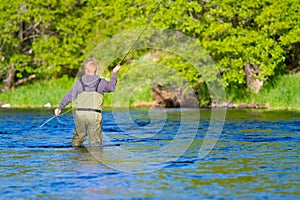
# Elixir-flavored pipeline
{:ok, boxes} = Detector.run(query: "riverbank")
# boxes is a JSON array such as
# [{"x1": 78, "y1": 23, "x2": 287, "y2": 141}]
[
  {"x1": 0, "y1": 74, "x2": 299, "y2": 110},
  {"x1": 227, "y1": 74, "x2": 300, "y2": 110}
]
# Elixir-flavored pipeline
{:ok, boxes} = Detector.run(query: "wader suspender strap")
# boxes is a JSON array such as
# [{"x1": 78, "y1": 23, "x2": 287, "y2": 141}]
[
  {"x1": 79, "y1": 77, "x2": 102, "y2": 92},
  {"x1": 77, "y1": 77, "x2": 102, "y2": 113},
  {"x1": 95, "y1": 78, "x2": 102, "y2": 92},
  {"x1": 79, "y1": 78, "x2": 86, "y2": 91}
]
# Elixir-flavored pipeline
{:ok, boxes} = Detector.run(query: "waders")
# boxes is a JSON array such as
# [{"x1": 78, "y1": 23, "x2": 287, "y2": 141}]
[{"x1": 73, "y1": 78, "x2": 103, "y2": 147}]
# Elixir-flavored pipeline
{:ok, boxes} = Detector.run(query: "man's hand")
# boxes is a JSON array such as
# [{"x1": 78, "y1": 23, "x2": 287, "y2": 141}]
[
  {"x1": 113, "y1": 65, "x2": 121, "y2": 73},
  {"x1": 55, "y1": 108, "x2": 61, "y2": 116}
]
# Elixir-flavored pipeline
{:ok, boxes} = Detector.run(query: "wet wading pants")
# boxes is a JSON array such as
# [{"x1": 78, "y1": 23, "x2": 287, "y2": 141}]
[
  {"x1": 72, "y1": 83, "x2": 103, "y2": 147},
  {"x1": 73, "y1": 111, "x2": 103, "y2": 146}
]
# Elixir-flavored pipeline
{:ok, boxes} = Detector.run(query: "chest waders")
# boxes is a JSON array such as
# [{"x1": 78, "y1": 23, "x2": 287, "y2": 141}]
[{"x1": 72, "y1": 78, "x2": 104, "y2": 147}]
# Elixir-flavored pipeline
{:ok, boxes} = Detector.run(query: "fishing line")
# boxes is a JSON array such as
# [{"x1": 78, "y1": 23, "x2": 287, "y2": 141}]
[
  {"x1": 56, "y1": 116, "x2": 69, "y2": 125},
  {"x1": 119, "y1": 0, "x2": 163, "y2": 65},
  {"x1": 40, "y1": 1, "x2": 163, "y2": 128},
  {"x1": 39, "y1": 107, "x2": 74, "y2": 128}
]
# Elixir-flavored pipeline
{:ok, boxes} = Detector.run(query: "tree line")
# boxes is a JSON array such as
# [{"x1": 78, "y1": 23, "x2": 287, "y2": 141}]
[{"x1": 0, "y1": 0, "x2": 299, "y2": 94}]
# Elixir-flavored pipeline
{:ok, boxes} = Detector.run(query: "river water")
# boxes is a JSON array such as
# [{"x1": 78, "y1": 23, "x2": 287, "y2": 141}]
[{"x1": 0, "y1": 108, "x2": 299, "y2": 199}]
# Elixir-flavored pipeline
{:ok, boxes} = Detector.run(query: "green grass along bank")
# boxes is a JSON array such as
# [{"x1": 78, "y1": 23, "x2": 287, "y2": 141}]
[{"x1": 0, "y1": 74, "x2": 299, "y2": 110}]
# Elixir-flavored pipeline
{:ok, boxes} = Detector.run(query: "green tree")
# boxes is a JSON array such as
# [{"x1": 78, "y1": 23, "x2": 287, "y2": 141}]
[
  {"x1": 0, "y1": 0, "x2": 95, "y2": 91},
  {"x1": 201, "y1": 0, "x2": 299, "y2": 92},
  {"x1": 83, "y1": 0, "x2": 300, "y2": 100},
  {"x1": 1, "y1": 0, "x2": 299, "y2": 100}
]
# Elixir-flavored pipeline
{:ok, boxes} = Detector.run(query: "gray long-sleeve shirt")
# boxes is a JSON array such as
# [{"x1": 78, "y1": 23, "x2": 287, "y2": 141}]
[{"x1": 58, "y1": 73, "x2": 117, "y2": 110}]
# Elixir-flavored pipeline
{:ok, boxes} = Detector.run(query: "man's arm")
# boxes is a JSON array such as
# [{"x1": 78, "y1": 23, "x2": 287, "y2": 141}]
[
  {"x1": 55, "y1": 81, "x2": 81, "y2": 116},
  {"x1": 103, "y1": 65, "x2": 121, "y2": 92}
]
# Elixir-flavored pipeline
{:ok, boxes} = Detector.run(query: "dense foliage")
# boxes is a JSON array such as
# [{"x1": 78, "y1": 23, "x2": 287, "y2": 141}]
[{"x1": 0, "y1": 0, "x2": 299, "y2": 96}]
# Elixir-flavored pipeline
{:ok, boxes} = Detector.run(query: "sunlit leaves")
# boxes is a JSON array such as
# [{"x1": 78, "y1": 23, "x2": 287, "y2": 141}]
[
  {"x1": 0, "y1": 0, "x2": 299, "y2": 93},
  {"x1": 198, "y1": 0, "x2": 299, "y2": 90}
]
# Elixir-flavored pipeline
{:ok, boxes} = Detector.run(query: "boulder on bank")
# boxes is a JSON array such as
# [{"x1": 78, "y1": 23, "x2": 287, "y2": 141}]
[
  {"x1": 151, "y1": 84, "x2": 198, "y2": 108},
  {"x1": 132, "y1": 101, "x2": 157, "y2": 108}
]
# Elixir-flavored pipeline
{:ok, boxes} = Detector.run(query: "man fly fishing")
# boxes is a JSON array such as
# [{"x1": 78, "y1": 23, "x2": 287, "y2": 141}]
[
  {"x1": 54, "y1": 60, "x2": 121, "y2": 147},
  {"x1": 53, "y1": 0, "x2": 162, "y2": 147}
]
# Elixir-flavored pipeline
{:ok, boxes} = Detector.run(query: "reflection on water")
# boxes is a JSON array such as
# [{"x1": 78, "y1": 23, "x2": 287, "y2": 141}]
[{"x1": 0, "y1": 108, "x2": 299, "y2": 199}]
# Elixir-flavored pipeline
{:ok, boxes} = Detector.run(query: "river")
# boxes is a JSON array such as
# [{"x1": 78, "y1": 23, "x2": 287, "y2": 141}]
[{"x1": 0, "y1": 108, "x2": 299, "y2": 199}]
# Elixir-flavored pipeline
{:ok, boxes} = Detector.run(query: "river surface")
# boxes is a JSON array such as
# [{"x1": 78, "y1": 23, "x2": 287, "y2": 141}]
[{"x1": 0, "y1": 108, "x2": 299, "y2": 199}]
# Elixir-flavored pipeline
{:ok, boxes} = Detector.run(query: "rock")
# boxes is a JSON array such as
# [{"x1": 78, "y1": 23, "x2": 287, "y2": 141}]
[
  {"x1": 151, "y1": 84, "x2": 180, "y2": 108},
  {"x1": 1, "y1": 103, "x2": 11, "y2": 108},
  {"x1": 44, "y1": 102, "x2": 52, "y2": 108},
  {"x1": 237, "y1": 103, "x2": 249, "y2": 108},
  {"x1": 290, "y1": 67, "x2": 300, "y2": 74},
  {"x1": 211, "y1": 102, "x2": 230, "y2": 108},
  {"x1": 151, "y1": 84, "x2": 198, "y2": 108},
  {"x1": 132, "y1": 101, "x2": 157, "y2": 107}
]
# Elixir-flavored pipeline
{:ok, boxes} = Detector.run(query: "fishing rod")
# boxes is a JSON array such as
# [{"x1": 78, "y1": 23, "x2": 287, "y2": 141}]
[
  {"x1": 118, "y1": 0, "x2": 163, "y2": 65},
  {"x1": 40, "y1": 1, "x2": 163, "y2": 128}
]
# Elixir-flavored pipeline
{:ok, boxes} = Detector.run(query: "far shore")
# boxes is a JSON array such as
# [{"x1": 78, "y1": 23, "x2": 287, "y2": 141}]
[{"x1": 1, "y1": 101, "x2": 299, "y2": 111}]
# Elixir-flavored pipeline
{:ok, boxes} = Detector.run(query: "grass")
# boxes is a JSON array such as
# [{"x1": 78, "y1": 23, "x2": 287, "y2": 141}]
[
  {"x1": 0, "y1": 75, "x2": 154, "y2": 108},
  {"x1": 0, "y1": 75, "x2": 75, "y2": 108},
  {"x1": 0, "y1": 74, "x2": 299, "y2": 109},
  {"x1": 254, "y1": 74, "x2": 300, "y2": 109},
  {"x1": 226, "y1": 74, "x2": 300, "y2": 110},
  {"x1": 103, "y1": 85, "x2": 154, "y2": 107}
]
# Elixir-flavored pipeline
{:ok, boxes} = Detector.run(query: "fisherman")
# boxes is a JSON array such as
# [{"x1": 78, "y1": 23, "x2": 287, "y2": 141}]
[{"x1": 55, "y1": 60, "x2": 121, "y2": 147}]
